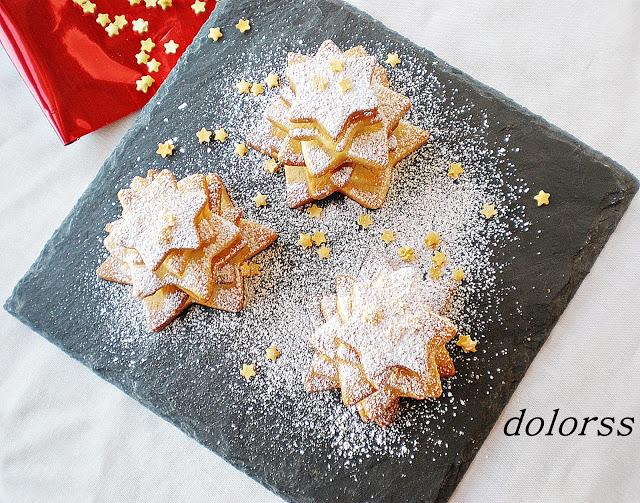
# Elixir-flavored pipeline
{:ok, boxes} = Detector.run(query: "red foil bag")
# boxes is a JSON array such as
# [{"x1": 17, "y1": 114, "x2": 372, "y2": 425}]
[{"x1": 0, "y1": 0, "x2": 215, "y2": 144}]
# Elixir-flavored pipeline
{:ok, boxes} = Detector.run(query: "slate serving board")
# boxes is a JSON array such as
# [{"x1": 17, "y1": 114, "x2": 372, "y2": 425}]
[{"x1": 5, "y1": 0, "x2": 638, "y2": 502}]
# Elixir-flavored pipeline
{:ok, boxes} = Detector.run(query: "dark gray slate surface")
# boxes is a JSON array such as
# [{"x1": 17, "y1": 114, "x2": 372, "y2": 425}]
[{"x1": 5, "y1": 0, "x2": 638, "y2": 502}]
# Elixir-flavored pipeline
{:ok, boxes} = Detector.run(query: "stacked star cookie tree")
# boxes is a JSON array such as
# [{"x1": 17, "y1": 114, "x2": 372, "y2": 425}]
[
  {"x1": 247, "y1": 40, "x2": 429, "y2": 209},
  {"x1": 306, "y1": 266, "x2": 458, "y2": 427},
  {"x1": 97, "y1": 169, "x2": 277, "y2": 331}
]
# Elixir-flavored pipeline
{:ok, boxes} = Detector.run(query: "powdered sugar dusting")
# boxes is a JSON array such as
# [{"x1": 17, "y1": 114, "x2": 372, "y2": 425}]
[{"x1": 88, "y1": 26, "x2": 530, "y2": 475}]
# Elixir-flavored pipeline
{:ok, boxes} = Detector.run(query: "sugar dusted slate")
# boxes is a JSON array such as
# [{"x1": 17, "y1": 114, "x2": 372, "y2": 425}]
[{"x1": 5, "y1": 0, "x2": 637, "y2": 503}]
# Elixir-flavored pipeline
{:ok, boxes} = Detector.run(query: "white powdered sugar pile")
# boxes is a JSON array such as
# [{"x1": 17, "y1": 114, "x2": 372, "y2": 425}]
[{"x1": 89, "y1": 28, "x2": 531, "y2": 472}]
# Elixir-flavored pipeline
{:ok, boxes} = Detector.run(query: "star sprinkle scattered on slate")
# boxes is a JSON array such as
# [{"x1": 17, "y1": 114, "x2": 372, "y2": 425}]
[
  {"x1": 208, "y1": 27, "x2": 223, "y2": 41},
  {"x1": 380, "y1": 229, "x2": 395, "y2": 244},
  {"x1": 534, "y1": 190, "x2": 550, "y2": 206}
]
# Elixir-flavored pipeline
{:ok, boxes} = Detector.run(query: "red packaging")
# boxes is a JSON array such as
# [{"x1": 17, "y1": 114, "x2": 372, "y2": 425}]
[{"x1": 0, "y1": 0, "x2": 215, "y2": 144}]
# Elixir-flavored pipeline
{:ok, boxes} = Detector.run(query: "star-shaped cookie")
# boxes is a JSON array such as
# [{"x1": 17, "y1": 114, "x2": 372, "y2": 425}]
[
  {"x1": 305, "y1": 264, "x2": 458, "y2": 426},
  {"x1": 97, "y1": 170, "x2": 278, "y2": 331},
  {"x1": 285, "y1": 40, "x2": 379, "y2": 142}
]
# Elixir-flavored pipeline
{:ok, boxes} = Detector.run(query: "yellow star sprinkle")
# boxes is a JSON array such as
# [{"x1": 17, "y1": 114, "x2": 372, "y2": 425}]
[
  {"x1": 240, "y1": 262, "x2": 260, "y2": 277},
  {"x1": 251, "y1": 82, "x2": 265, "y2": 96},
  {"x1": 265, "y1": 73, "x2": 279, "y2": 88},
  {"x1": 96, "y1": 13, "x2": 110, "y2": 27},
  {"x1": 156, "y1": 140, "x2": 174, "y2": 158},
  {"x1": 312, "y1": 231, "x2": 327, "y2": 246},
  {"x1": 448, "y1": 162, "x2": 464, "y2": 180},
  {"x1": 113, "y1": 15, "x2": 127, "y2": 29},
  {"x1": 158, "y1": 0, "x2": 172, "y2": 10},
  {"x1": 317, "y1": 244, "x2": 331, "y2": 259},
  {"x1": 329, "y1": 58, "x2": 344, "y2": 72},
  {"x1": 480, "y1": 203, "x2": 497, "y2": 219},
  {"x1": 135, "y1": 75, "x2": 154, "y2": 93},
  {"x1": 191, "y1": 0, "x2": 206, "y2": 14},
  {"x1": 428, "y1": 266, "x2": 443, "y2": 280},
  {"x1": 105, "y1": 23, "x2": 120, "y2": 37},
  {"x1": 456, "y1": 334, "x2": 477, "y2": 353},
  {"x1": 398, "y1": 246, "x2": 416, "y2": 262},
  {"x1": 235, "y1": 18, "x2": 251, "y2": 33},
  {"x1": 208, "y1": 27, "x2": 223, "y2": 41},
  {"x1": 358, "y1": 213, "x2": 373, "y2": 229},
  {"x1": 236, "y1": 79, "x2": 251, "y2": 94},
  {"x1": 146, "y1": 58, "x2": 161, "y2": 73},
  {"x1": 235, "y1": 142, "x2": 248, "y2": 157},
  {"x1": 534, "y1": 190, "x2": 550, "y2": 206},
  {"x1": 307, "y1": 204, "x2": 322, "y2": 219},
  {"x1": 380, "y1": 229, "x2": 396, "y2": 244},
  {"x1": 81, "y1": 1, "x2": 96, "y2": 14},
  {"x1": 164, "y1": 40, "x2": 179, "y2": 54},
  {"x1": 135, "y1": 51, "x2": 150, "y2": 65},
  {"x1": 452, "y1": 268, "x2": 465, "y2": 281},
  {"x1": 144, "y1": 0, "x2": 157, "y2": 7},
  {"x1": 263, "y1": 159, "x2": 279, "y2": 174},
  {"x1": 297, "y1": 233, "x2": 313, "y2": 249},
  {"x1": 432, "y1": 250, "x2": 447, "y2": 268},
  {"x1": 312, "y1": 74, "x2": 329, "y2": 92},
  {"x1": 240, "y1": 363, "x2": 256, "y2": 381},
  {"x1": 386, "y1": 52, "x2": 401, "y2": 67},
  {"x1": 253, "y1": 192, "x2": 268, "y2": 207},
  {"x1": 196, "y1": 127, "x2": 212, "y2": 144},
  {"x1": 338, "y1": 78, "x2": 352, "y2": 93},
  {"x1": 140, "y1": 37, "x2": 155, "y2": 52},
  {"x1": 265, "y1": 345, "x2": 281, "y2": 362},
  {"x1": 132, "y1": 19, "x2": 149, "y2": 34},
  {"x1": 424, "y1": 230, "x2": 440, "y2": 249},
  {"x1": 129, "y1": 0, "x2": 141, "y2": 5},
  {"x1": 214, "y1": 128, "x2": 228, "y2": 142}
]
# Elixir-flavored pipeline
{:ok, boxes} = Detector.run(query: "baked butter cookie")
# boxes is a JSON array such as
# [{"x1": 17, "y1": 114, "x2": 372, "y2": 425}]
[
  {"x1": 305, "y1": 265, "x2": 457, "y2": 427},
  {"x1": 246, "y1": 40, "x2": 428, "y2": 209},
  {"x1": 97, "y1": 169, "x2": 278, "y2": 331}
]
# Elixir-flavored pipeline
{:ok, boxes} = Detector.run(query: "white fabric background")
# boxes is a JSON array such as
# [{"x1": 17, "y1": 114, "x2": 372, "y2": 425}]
[{"x1": 1, "y1": 1, "x2": 639, "y2": 502}]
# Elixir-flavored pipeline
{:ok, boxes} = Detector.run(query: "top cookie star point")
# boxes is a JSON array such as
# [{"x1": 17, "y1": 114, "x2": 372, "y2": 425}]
[
  {"x1": 118, "y1": 170, "x2": 208, "y2": 270},
  {"x1": 335, "y1": 266, "x2": 456, "y2": 379},
  {"x1": 286, "y1": 40, "x2": 378, "y2": 140}
]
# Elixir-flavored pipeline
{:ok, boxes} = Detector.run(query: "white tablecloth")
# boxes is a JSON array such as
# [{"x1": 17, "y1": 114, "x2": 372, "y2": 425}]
[{"x1": 1, "y1": 1, "x2": 639, "y2": 502}]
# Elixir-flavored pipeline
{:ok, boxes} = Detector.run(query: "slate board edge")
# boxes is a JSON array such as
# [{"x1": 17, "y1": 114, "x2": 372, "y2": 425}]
[{"x1": 4, "y1": 0, "x2": 639, "y2": 502}]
